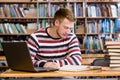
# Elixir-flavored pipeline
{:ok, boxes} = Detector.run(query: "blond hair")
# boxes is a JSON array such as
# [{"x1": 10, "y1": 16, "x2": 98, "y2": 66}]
[{"x1": 54, "y1": 8, "x2": 76, "y2": 23}]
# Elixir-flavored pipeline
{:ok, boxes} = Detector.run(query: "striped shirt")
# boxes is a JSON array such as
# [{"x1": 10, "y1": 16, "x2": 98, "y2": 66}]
[{"x1": 27, "y1": 28, "x2": 82, "y2": 67}]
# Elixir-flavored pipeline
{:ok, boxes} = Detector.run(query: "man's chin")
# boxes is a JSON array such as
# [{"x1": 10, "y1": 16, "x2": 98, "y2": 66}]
[
  {"x1": 61, "y1": 35, "x2": 67, "y2": 38},
  {"x1": 59, "y1": 34, "x2": 67, "y2": 38}
]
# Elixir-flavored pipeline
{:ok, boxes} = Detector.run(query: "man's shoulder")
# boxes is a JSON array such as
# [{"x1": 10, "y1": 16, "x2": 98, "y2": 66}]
[{"x1": 68, "y1": 33, "x2": 76, "y2": 37}]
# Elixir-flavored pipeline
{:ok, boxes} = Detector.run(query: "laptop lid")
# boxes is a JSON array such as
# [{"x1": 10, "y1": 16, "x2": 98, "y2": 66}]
[{"x1": 1, "y1": 41, "x2": 58, "y2": 72}]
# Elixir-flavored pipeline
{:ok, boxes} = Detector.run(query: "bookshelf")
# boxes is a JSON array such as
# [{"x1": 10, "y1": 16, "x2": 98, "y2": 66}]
[
  {"x1": 0, "y1": 0, "x2": 38, "y2": 55},
  {"x1": 80, "y1": 0, "x2": 120, "y2": 55},
  {"x1": 1, "y1": 0, "x2": 120, "y2": 69}
]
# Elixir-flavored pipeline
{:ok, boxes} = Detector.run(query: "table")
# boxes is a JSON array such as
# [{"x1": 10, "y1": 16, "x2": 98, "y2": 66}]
[{"x1": 0, "y1": 69, "x2": 120, "y2": 78}]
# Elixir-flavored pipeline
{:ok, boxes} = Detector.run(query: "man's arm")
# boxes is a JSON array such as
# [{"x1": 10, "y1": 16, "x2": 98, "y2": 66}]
[
  {"x1": 27, "y1": 34, "x2": 82, "y2": 68},
  {"x1": 27, "y1": 34, "x2": 47, "y2": 67},
  {"x1": 52, "y1": 35, "x2": 82, "y2": 67}
]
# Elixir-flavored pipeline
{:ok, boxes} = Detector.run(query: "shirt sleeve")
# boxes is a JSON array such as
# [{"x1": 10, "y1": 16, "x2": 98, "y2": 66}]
[
  {"x1": 53, "y1": 35, "x2": 82, "y2": 67},
  {"x1": 27, "y1": 34, "x2": 47, "y2": 67}
]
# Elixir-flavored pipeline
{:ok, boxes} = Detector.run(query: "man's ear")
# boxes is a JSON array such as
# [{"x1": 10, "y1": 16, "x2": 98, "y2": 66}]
[{"x1": 54, "y1": 20, "x2": 59, "y2": 26}]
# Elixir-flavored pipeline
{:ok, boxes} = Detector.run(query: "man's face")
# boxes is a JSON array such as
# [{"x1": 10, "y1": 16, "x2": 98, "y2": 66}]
[{"x1": 55, "y1": 18, "x2": 74, "y2": 38}]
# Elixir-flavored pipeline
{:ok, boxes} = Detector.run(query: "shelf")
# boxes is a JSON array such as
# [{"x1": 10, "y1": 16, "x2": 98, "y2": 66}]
[
  {"x1": 87, "y1": 17, "x2": 120, "y2": 19},
  {"x1": 0, "y1": 18, "x2": 37, "y2": 23}
]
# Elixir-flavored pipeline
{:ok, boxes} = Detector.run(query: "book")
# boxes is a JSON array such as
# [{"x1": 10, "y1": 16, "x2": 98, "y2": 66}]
[
  {"x1": 6, "y1": 23, "x2": 14, "y2": 34},
  {"x1": 110, "y1": 60, "x2": 120, "y2": 64},
  {"x1": 99, "y1": 38, "x2": 104, "y2": 50},
  {"x1": 106, "y1": 41, "x2": 120, "y2": 46},
  {"x1": 59, "y1": 65, "x2": 89, "y2": 72},
  {"x1": 0, "y1": 23, "x2": 5, "y2": 33},
  {"x1": 110, "y1": 4, "x2": 117, "y2": 17},
  {"x1": 109, "y1": 52, "x2": 120, "y2": 56},
  {"x1": 107, "y1": 45, "x2": 120, "y2": 49},
  {"x1": 59, "y1": 65, "x2": 101, "y2": 72},
  {"x1": 10, "y1": 23, "x2": 19, "y2": 34},
  {"x1": 108, "y1": 49, "x2": 120, "y2": 52},
  {"x1": 75, "y1": 23, "x2": 85, "y2": 34},
  {"x1": 109, "y1": 56, "x2": 120, "y2": 59},
  {"x1": 20, "y1": 24, "x2": 28, "y2": 34},
  {"x1": 15, "y1": 23, "x2": 24, "y2": 33},
  {"x1": 109, "y1": 63, "x2": 120, "y2": 67},
  {"x1": 0, "y1": 38, "x2": 3, "y2": 50},
  {"x1": 109, "y1": 58, "x2": 120, "y2": 67}
]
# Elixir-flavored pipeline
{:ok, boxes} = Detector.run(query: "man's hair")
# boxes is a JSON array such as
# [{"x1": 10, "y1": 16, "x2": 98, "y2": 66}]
[{"x1": 54, "y1": 8, "x2": 76, "y2": 23}]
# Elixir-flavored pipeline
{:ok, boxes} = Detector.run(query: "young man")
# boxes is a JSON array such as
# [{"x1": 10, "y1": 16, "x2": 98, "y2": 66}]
[{"x1": 27, "y1": 8, "x2": 82, "y2": 69}]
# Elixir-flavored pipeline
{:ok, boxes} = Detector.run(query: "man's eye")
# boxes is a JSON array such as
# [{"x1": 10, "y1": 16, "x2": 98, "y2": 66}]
[{"x1": 64, "y1": 27, "x2": 68, "y2": 29}]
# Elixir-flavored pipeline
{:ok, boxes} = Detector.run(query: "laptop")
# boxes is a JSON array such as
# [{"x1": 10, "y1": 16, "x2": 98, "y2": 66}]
[{"x1": 1, "y1": 41, "x2": 58, "y2": 72}]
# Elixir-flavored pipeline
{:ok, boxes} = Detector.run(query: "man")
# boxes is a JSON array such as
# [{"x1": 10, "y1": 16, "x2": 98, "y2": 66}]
[{"x1": 27, "y1": 8, "x2": 82, "y2": 69}]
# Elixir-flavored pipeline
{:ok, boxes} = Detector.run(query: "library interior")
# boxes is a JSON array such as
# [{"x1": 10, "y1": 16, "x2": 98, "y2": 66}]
[{"x1": 0, "y1": 0, "x2": 120, "y2": 80}]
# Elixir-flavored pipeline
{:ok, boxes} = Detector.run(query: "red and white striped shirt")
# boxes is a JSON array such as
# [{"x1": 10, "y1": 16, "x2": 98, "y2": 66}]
[{"x1": 27, "y1": 28, "x2": 82, "y2": 67}]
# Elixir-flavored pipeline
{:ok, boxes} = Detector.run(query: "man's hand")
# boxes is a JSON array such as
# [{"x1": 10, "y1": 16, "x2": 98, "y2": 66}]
[{"x1": 43, "y1": 62, "x2": 58, "y2": 69}]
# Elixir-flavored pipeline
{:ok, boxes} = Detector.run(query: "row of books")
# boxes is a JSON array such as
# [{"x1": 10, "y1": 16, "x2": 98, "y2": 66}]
[
  {"x1": 106, "y1": 40, "x2": 120, "y2": 67},
  {"x1": 2, "y1": 2, "x2": 120, "y2": 18},
  {"x1": 0, "y1": 21, "x2": 51, "y2": 34},
  {"x1": 87, "y1": 4, "x2": 120, "y2": 17},
  {"x1": 83, "y1": 36, "x2": 105, "y2": 51},
  {"x1": 2, "y1": 19, "x2": 120, "y2": 35},
  {"x1": 0, "y1": 4, "x2": 37, "y2": 18},
  {"x1": 0, "y1": 3, "x2": 83, "y2": 18},
  {"x1": 82, "y1": 33, "x2": 120, "y2": 53},
  {"x1": 0, "y1": 20, "x2": 53, "y2": 34},
  {"x1": 0, "y1": 23, "x2": 28, "y2": 34},
  {"x1": 86, "y1": 19, "x2": 120, "y2": 34},
  {"x1": 39, "y1": 3, "x2": 83, "y2": 17}
]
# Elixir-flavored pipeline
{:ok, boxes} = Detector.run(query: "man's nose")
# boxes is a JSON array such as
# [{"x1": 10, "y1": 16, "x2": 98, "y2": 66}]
[{"x1": 66, "y1": 29, "x2": 71, "y2": 34}]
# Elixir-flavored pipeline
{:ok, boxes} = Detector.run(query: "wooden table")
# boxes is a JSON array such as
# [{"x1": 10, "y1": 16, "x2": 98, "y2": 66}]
[{"x1": 0, "y1": 69, "x2": 120, "y2": 78}]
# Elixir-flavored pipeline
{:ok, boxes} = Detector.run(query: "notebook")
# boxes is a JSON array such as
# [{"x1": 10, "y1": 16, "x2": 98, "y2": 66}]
[
  {"x1": 1, "y1": 41, "x2": 58, "y2": 72},
  {"x1": 59, "y1": 65, "x2": 101, "y2": 72}
]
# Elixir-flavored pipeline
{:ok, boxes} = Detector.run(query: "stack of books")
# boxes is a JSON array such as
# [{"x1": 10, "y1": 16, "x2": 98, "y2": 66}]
[{"x1": 106, "y1": 41, "x2": 120, "y2": 68}]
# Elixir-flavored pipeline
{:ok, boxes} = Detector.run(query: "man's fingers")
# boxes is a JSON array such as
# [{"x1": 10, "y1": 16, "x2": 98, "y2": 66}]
[{"x1": 43, "y1": 62, "x2": 58, "y2": 68}]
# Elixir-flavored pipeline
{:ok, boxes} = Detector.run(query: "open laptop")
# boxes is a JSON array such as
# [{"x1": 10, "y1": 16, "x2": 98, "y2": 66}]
[{"x1": 1, "y1": 41, "x2": 58, "y2": 72}]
